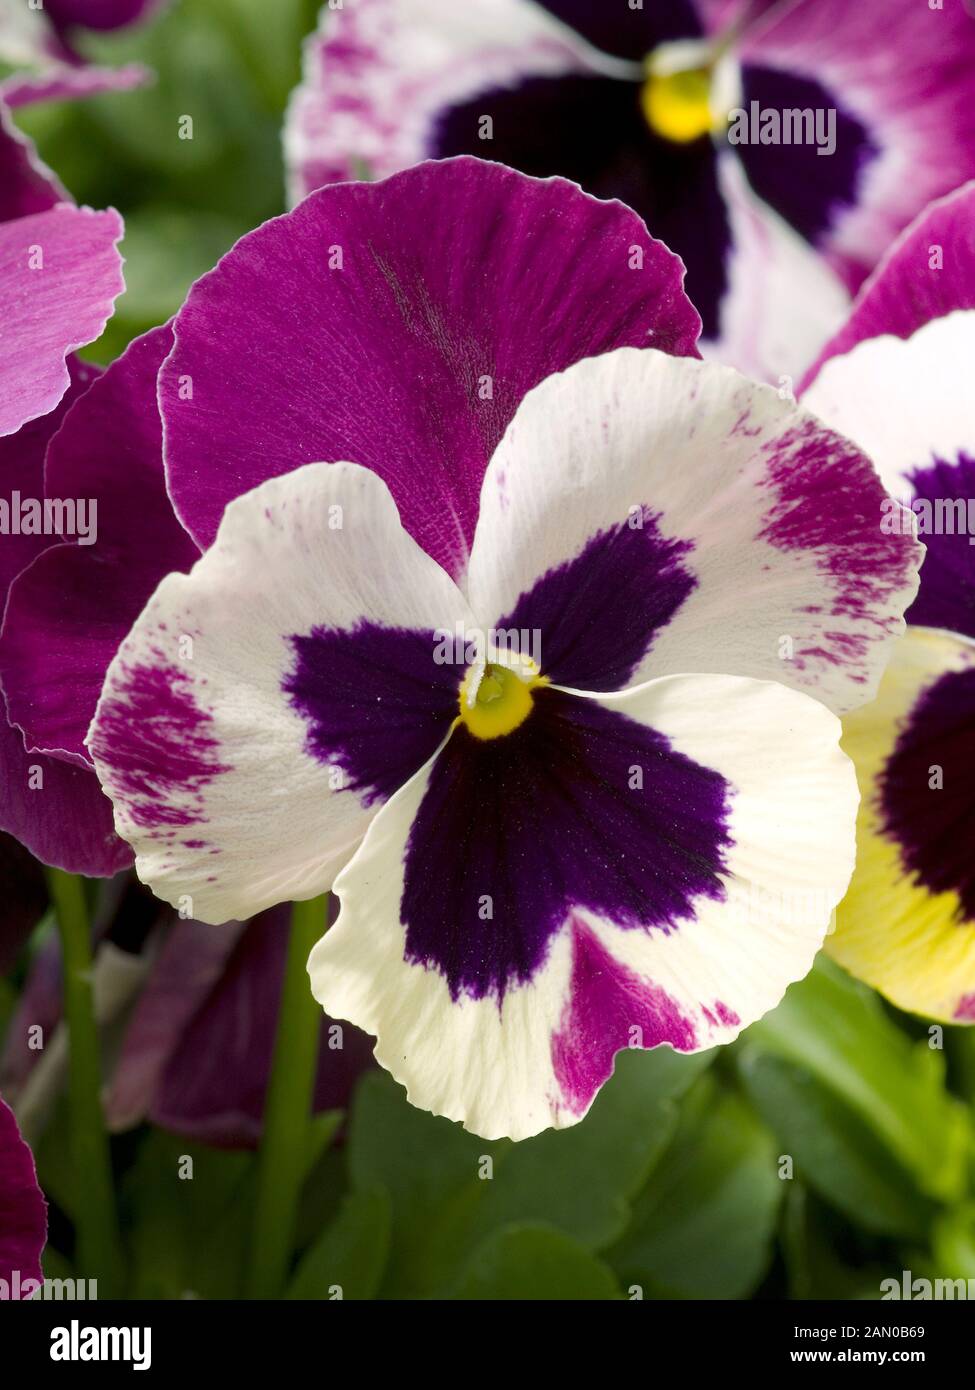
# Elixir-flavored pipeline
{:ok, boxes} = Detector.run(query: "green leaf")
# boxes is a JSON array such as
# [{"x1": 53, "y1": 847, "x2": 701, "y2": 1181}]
[
  {"x1": 739, "y1": 956, "x2": 970, "y2": 1203},
  {"x1": 931, "y1": 1203, "x2": 975, "y2": 1281},
  {"x1": 123, "y1": 1131, "x2": 254, "y2": 1300},
  {"x1": 607, "y1": 1074, "x2": 781, "y2": 1299},
  {"x1": 40, "y1": 1247, "x2": 76, "y2": 1286},
  {"x1": 738, "y1": 1050, "x2": 936, "y2": 1239},
  {"x1": 779, "y1": 1185, "x2": 896, "y2": 1301},
  {"x1": 347, "y1": 1071, "x2": 493, "y2": 1298},
  {"x1": 451, "y1": 1225, "x2": 622, "y2": 1300},
  {"x1": 467, "y1": 1046, "x2": 713, "y2": 1253},
  {"x1": 287, "y1": 1188, "x2": 391, "y2": 1301},
  {"x1": 347, "y1": 1048, "x2": 712, "y2": 1298}
]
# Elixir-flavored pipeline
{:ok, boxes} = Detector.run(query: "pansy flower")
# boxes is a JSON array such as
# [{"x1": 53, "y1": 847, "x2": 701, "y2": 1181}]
[
  {"x1": 285, "y1": 0, "x2": 975, "y2": 381},
  {"x1": 801, "y1": 182, "x2": 975, "y2": 1023},
  {"x1": 0, "y1": 0, "x2": 164, "y2": 107},
  {"x1": 18, "y1": 159, "x2": 916, "y2": 1138},
  {"x1": 0, "y1": 1092, "x2": 46, "y2": 1296},
  {"x1": 0, "y1": 104, "x2": 127, "y2": 874}
]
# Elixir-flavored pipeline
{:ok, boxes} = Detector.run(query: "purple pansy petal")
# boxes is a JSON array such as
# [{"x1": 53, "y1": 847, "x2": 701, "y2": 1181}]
[
  {"x1": 804, "y1": 181, "x2": 975, "y2": 387},
  {"x1": 0, "y1": 324, "x2": 199, "y2": 768},
  {"x1": 0, "y1": 722, "x2": 131, "y2": 875},
  {"x1": 147, "y1": 909, "x2": 374, "y2": 1148},
  {"x1": 803, "y1": 312, "x2": 975, "y2": 640},
  {"x1": 734, "y1": 0, "x2": 975, "y2": 292},
  {"x1": 1, "y1": 63, "x2": 150, "y2": 109},
  {"x1": 0, "y1": 102, "x2": 68, "y2": 221},
  {"x1": 160, "y1": 157, "x2": 700, "y2": 577},
  {"x1": 0, "y1": 357, "x2": 97, "y2": 594},
  {"x1": 0, "y1": 359, "x2": 130, "y2": 877},
  {"x1": 89, "y1": 462, "x2": 474, "y2": 924},
  {"x1": 0, "y1": 204, "x2": 124, "y2": 438},
  {"x1": 433, "y1": 70, "x2": 735, "y2": 343},
  {"x1": 466, "y1": 348, "x2": 921, "y2": 714},
  {"x1": 0, "y1": 1094, "x2": 46, "y2": 1292},
  {"x1": 311, "y1": 672, "x2": 856, "y2": 1139}
]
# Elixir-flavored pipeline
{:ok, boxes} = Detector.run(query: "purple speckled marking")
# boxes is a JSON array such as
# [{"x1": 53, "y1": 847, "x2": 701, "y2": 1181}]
[
  {"x1": 401, "y1": 686, "x2": 732, "y2": 1000},
  {"x1": 90, "y1": 662, "x2": 231, "y2": 831},
  {"x1": 758, "y1": 417, "x2": 917, "y2": 619},
  {"x1": 283, "y1": 621, "x2": 460, "y2": 807},
  {"x1": 954, "y1": 994, "x2": 975, "y2": 1022},
  {"x1": 498, "y1": 508, "x2": 696, "y2": 691},
  {"x1": 905, "y1": 454, "x2": 975, "y2": 641},
  {"x1": 551, "y1": 919, "x2": 698, "y2": 1117},
  {"x1": 880, "y1": 667, "x2": 975, "y2": 920}
]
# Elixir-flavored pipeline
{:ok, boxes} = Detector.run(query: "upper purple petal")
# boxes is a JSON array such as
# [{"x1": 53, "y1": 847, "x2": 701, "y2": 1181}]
[{"x1": 160, "y1": 157, "x2": 701, "y2": 578}]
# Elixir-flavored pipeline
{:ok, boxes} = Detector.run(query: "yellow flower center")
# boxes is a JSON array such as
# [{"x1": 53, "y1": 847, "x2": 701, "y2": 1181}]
[
  {"x1": 640, "y1": 65, "x2": 715, "y2": 143},
  {"x1": 458, "y1": 662, "x2": 541, "y2": 740}
]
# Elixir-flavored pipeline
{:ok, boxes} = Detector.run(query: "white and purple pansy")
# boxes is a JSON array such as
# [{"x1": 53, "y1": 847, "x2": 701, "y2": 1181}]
[
  {"x1": 797, "y1": 183, "x2": 975, "y2": 1021},
  {"x1": 32, "y1": 160, "x2": 918, "y2": 1139},
  {"x1": 0, "y1": 0, "x2": 162, "y2": 107},
  {"x1": 285, "y1": 0, "x2": 975, "y2": 381},
  {"x1": 0, "y1": 157, "x2": 692, "y2": 877},
  {"x1": 0, "y1": 108, "x2": 127, "y2": 874},
  {"x1": 0, "y1": 1092, "x2": 46, "y2": 1295}
]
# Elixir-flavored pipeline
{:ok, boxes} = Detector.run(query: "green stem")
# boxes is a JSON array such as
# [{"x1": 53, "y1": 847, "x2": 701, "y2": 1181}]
[
  {"x1": 46, "y1": 869, "x2": 124, "y2": 1298},
  {"x1": 246, "y1": 893, "x2": 328, "y2": 1299}
]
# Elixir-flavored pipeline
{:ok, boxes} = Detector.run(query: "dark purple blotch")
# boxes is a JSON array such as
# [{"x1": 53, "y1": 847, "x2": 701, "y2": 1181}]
[
  {"x1": 400, "y1": 686, "x2": 732, "y2": 1000},
  {"x1": 880, "y1": 666, "x2": 975, "y2": 920},
  {"x1": 498, "y1": 507, "x2": 697, "y2": 691},
  {"x1": 284, "y1": 621, "x2": 461, "y2": 806},
  {"x1": 736, "y1": 66, "x2": 879, "y2": 265},
  {"x1": 905, "y1": 454, "x2": 975, "y2": 641}
]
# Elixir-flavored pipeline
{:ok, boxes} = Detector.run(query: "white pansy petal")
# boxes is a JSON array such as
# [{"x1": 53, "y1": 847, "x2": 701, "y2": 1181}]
[
  {"x1": 89, "y1": 462, "x2": 474, "y2": 924},
  {"x1": 310, "y1": 672, "x2": 857, "y2": 1139},
  {"x1": 804, "y1": 311, "x2": 975, "y2": 641},
  {"x1": 465, "y1": 347, "x2": 920, "y2": 714},
  {"x1": 803, "y1": 311, "x2": 975, "y2": 497}
]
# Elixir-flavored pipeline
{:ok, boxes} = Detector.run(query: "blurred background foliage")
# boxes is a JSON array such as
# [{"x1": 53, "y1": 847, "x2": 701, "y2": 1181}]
[
  {"x1": 13, "y1": 0, "x2": 322, "y2": 361},
  {"x1": 5, "y1": 0, "x2": 975, "y2": 1299}
]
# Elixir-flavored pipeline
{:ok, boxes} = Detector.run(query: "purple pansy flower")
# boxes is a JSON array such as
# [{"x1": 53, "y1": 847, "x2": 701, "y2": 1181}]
[
  {"x1": 15, "y1": 158, "x2": 917, "y2": 1138},
  {"x1": 0, "y1": 1093, "x2": 46, "y2": 1296},
  {"x1": 0, "y1": 0, "x2": 164, "y2": 108},
  {"x1": 0, "y1": 106, "x2": 128, "y2": 874},
  {"x1": 285, "y1": 0, "x2": 975, "y2": 381},
  {"x1": 796, "y1": 183, "x2": 975, "y2": 1021}
]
